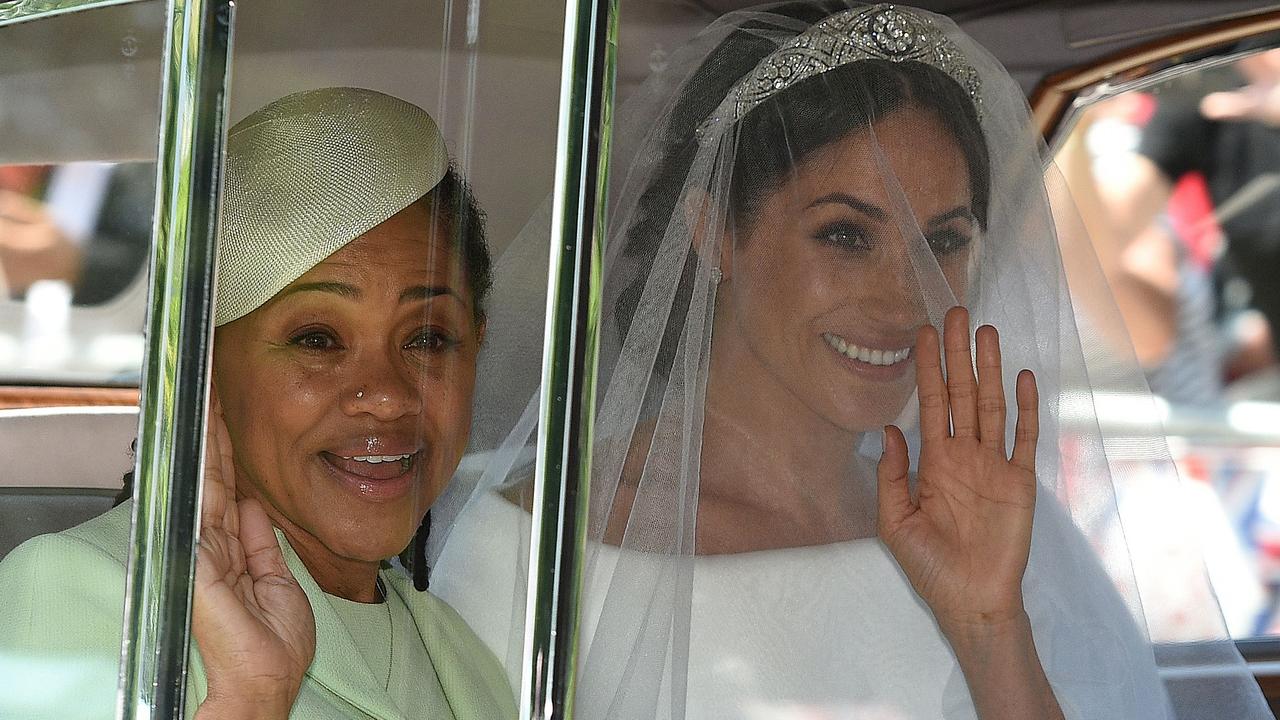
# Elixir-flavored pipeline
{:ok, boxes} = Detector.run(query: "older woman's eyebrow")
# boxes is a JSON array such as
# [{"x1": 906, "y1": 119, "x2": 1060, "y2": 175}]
[
  {"x1": 807, "y1": 193, "x2": 888, "y2": 221},
  {"x1": 399, "y1": 285, "x2": 463, "y2": 304},
  {"x1": 279, "y1": 281, "x2": 360, "y2": 299}
]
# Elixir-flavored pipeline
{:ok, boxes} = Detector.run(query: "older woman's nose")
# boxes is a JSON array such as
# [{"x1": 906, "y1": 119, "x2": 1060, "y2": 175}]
[{"x1": 341, "y1": 352, "x2": 423, "y2": 420}]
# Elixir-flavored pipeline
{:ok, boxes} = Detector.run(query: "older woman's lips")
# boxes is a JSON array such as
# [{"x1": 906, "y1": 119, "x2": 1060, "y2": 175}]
[{"x1": 319, "y1": 451, "x2": 418, "y2": 501}]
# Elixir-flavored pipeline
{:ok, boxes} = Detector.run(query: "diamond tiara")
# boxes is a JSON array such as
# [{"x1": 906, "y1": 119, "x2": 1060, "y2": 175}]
[{"x1": 727, "y1": 4, "x2": 981, "y2": 124}]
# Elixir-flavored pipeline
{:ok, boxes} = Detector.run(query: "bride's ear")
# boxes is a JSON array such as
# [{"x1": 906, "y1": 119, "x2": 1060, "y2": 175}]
[{"x1": 681, "y1": 188, "x2": 733, "y2": 283}]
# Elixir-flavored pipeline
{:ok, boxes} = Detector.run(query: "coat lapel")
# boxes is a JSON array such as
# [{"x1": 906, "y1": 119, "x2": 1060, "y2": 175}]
[
  {"x1": 385, "y1": 571, "x2": 517, "y2": 720},
  {"x1": 276, "y1": 530, "x2": 404, "y2": 720}
]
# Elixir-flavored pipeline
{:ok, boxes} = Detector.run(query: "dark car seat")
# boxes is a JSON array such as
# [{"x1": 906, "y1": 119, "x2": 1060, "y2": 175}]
[{"x1": 0, "y1": 406, "x2": 136, "y2": 560}]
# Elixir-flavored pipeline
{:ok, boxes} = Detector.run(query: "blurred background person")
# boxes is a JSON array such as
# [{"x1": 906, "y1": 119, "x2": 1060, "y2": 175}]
[{"x1": 0, "y1": 161, "x2": 152, "y2": 306}]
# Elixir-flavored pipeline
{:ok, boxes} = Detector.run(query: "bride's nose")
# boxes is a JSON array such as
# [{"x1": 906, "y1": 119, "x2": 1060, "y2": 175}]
[{"x1": 864, "y1": 237, "x2": 931, "y2": 329}]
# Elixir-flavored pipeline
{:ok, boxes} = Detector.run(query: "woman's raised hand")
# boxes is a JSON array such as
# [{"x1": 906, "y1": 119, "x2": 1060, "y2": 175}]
[
  {"x1": 876, "y1": 305, "x2": 1039, "y2": 638},
  {"x1": 192, "y1": 391, "x2": 316, "y2": 720}
]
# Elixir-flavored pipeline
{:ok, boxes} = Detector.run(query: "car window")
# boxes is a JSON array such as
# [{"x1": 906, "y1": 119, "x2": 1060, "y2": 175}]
[
  {"x1": 0, "y1": 161, "x2": 153, "y2": 385},
  {"x1": 1, "y1": 0, "x2": 582, "y2": 718},
  {"x1": 0, "y1": 1, "x2": 162, "y2": 387},
  {"x1": 1055, "y1": 44, "x2": 1280, "y2": 642}
]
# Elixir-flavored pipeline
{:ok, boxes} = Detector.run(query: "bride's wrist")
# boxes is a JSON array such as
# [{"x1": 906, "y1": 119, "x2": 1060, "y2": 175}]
[{"x1": 938, "y1": 607, "x2": 1033, "y2": 660}]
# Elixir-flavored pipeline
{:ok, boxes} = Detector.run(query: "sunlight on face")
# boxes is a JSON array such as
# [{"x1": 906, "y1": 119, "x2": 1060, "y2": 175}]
[
  {"x1": 212, "y1": 200, "x2": 483, "y2": 564},
  {"x1": 720, "y1": 107, "x2": 974, "y2": 435}
]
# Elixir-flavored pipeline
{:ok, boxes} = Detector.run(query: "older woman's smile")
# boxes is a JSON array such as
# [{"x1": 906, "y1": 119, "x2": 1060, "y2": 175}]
[
  {"x1": 318, "y1": 432, "x2": 424, "y2": 501},
  {"x1": 318, "y1": 449, "x2": 421, "y2": 501},
  {"x1": 314, "y1": 429, "x2": 428, "y2": 498}
]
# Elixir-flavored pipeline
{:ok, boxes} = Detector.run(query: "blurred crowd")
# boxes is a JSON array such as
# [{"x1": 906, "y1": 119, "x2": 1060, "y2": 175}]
[
  {"x1": 1059, "y1": 47, "x2": 1280, "y2": 637},
  {"x1": 0, "y1": 162, "x2": 152, "y2": 305}
]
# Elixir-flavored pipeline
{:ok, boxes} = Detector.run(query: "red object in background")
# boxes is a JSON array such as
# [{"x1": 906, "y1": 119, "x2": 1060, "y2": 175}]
[
  {"x1": 1168, "y1": 172, "x2": 1224, "y2": 270},
  {"x1": 1115, "y1": 93, "x2": 1224, "y2": 270},
  {"x1": 0, "y1": 165, "x2": 51, "y2": 196}
]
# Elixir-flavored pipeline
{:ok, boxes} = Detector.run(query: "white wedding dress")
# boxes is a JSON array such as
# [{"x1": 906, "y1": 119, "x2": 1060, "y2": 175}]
[{"x1": 434, "y1": 487, "x2": 1160, "y2": 720}]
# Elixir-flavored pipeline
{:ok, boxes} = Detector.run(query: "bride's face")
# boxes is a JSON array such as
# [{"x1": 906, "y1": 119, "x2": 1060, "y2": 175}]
[{"x1": 722, "y1": 106, "x2": 975, "y2": 433}]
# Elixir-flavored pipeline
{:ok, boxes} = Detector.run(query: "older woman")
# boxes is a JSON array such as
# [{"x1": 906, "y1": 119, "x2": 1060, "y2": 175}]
[{"x1": 0, "y1": 87, "x2": 515, "y2": 719}]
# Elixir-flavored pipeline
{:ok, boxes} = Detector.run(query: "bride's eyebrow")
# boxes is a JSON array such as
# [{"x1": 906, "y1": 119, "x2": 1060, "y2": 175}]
[
  {"x1": 806, "y1": 192, "x2": 888, "y2": 221},
  {"x1": 926, "y1": 207, "x2": 976, "y2": 227}
]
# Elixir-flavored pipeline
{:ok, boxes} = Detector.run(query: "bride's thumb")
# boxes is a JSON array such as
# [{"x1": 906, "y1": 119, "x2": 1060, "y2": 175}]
[{"x1": 877, "y1": 425, "x2": 913, "y2": 533}]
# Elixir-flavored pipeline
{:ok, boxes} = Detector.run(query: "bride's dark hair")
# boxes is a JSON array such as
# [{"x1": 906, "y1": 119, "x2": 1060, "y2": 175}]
[{"x1": 610, "y1": 0, "x2": 990, "y2": 380}]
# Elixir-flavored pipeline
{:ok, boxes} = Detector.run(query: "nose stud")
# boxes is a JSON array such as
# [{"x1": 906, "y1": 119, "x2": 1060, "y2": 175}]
[{"x1": 355, "y1": 390, "x2": 364, "y2": 399}]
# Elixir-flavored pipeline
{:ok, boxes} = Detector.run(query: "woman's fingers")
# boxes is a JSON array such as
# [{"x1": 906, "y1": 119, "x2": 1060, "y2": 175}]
[
  {"x1": 1011, "y1": 369, "x2": 1039, "y2": 473},
  {"x1": 238, "y1": 497, "x2": 292, "y2": 584},
  {"x1": 915, "y1": 323, "x2": 949, "y2": 441},
  {"x1": 975, "y1": 324, "x2": 1006, "y2": 453},
  {"x1": 877, "y1": 424, "x2": 914, "y2": 535},
  {"x1": 201, "y1": 401, "x2": 228, "y2": 533},
  {"x1": 942, "y1": 306, "x2": 978, "y2": 439},
  {"x1": 208, "y1": 388, "x2": 240, "y2": 536}
]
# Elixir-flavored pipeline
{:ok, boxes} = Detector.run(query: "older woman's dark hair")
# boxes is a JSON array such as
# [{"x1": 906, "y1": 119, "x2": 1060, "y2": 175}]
[
  {"x1": 428, "y1": 164, "x2": 493, "y2": 322},
  {"x1": 609, "y1": 0, "x2": 989, "y2": 383}
]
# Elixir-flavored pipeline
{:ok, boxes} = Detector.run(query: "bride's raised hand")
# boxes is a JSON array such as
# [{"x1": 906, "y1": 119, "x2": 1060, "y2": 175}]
[
  {"x1": 192, "y1": 390, "x2": 316, "y2": 720},
  {"x1": 876, "y1": 305, "x2": 1039, "y2": 638}
]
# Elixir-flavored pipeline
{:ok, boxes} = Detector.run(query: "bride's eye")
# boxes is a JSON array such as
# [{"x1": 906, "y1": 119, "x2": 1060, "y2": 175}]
[
  {"x1": 926, "y1": 229, "x2": 972, "y2": 255},
  {"x1": 814, "y1": 221, "x2": 871, "y2": 252}
]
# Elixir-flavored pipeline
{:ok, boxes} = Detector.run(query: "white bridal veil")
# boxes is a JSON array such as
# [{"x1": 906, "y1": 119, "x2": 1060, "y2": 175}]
[{"x1": 432, "y1": 2, "x2": 1273, "y2": 718}]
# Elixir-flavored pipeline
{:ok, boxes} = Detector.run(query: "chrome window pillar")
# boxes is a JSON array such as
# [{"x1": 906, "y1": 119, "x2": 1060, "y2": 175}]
[
  {"x1": 119, "y1": 0, "x2": 233, "y2": 717},
  {"x1": 521, "y1": 0, "x2": 617, "y2": 718}
]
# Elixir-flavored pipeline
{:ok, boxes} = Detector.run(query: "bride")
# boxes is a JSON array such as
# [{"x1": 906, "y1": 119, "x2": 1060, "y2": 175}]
[{"x1": 434, "y1": 2, "x2": 1272, "y2": 718}]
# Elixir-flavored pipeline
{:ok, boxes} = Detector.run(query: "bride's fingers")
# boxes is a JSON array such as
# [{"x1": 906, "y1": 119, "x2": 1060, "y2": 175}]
[
  {"x1": 1011, "y1": 369, "x2": 1039, "y2": 473},
  {"x1": 975, "y1": 325, "x2": 1006, "y2": 453},
  {"x1": 943, "y1": 306, "x2": 978, "y2": 439},
  {"x1": 877, "y1": 424, "x2": 914, "y2": 535},
  {"x1": 915, "y1": 324, "x2": 949, "y2": 441}
]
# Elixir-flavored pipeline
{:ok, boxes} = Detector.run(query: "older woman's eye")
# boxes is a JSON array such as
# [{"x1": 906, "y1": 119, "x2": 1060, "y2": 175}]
[
  {"x1": 926, "y1": 229, "x2": 973, "y2": 255},
  {"x1": 407, "y1": 329, "x2": 458, "y2": 352},
  {"x1": 288, "y1": 328, "x2": 341, "y2": 351},
  {"x1": 814, "y1": 222, "x2": 871, "y2": 251}
]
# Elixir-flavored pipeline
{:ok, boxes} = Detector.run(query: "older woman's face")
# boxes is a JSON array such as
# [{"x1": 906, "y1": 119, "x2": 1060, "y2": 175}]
[
  {"x1": 721, "y1": 106, "x2": 974, "y2": 434},
  {"x1": 212, "y1": 200, "x2": 481, "y2": 563}
]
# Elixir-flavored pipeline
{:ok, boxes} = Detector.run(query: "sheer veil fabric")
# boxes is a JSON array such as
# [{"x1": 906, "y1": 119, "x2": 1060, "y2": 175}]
[{"x1": 432, "y1": 2, "x2": 1273, "y2": 718}]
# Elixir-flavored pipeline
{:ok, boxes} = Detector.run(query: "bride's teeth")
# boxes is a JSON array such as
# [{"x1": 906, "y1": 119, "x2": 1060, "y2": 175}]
[{"x1": 823, "y1": 333, "x2": 910, "y2": 367}]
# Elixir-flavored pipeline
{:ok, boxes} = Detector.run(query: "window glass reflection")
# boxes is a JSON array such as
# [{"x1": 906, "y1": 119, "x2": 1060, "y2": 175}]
[
  {"x1": 1058, "y1": 45, "x2": 1280, "y2": 640},
  {"x1": 0, "y1": 161, "x2": 152, "y2": 384}
]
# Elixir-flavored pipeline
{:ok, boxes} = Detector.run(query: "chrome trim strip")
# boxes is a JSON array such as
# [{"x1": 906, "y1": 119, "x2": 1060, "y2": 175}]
[
  {"x1": 117, "y1": 0, "x2": 233, "y2": 717},
  {"x1": 520, "y1": 0, "x2": 617, "y2": 718}
]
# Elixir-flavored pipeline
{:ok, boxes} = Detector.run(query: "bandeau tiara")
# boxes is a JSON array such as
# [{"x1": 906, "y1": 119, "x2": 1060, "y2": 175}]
[{"x1": 709, "y1": 4, "x2": 982, "y2": 132}]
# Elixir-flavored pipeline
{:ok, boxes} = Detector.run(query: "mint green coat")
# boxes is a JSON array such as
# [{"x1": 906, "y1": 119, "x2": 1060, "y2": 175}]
[{"x1": 0, "y1": 502, "x2": 516, "y2": 720}]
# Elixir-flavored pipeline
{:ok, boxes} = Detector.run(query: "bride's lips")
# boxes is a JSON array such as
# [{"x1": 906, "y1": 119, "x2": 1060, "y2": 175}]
[
  {"x1": 822, "y1": 331, "x2": 914, "y2": 381},
  {"x1": 318, "y1": 445, "x2": 423, "y2": 502}
]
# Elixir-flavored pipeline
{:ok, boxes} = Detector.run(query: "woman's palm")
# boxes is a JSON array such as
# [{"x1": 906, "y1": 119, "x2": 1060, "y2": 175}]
[
  {"x1": 878, "y1": 307, "x2": 1039, "y2": 631},
  {"x1": 192, "y1": 396, "x2": 316, "y2": 707}
]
